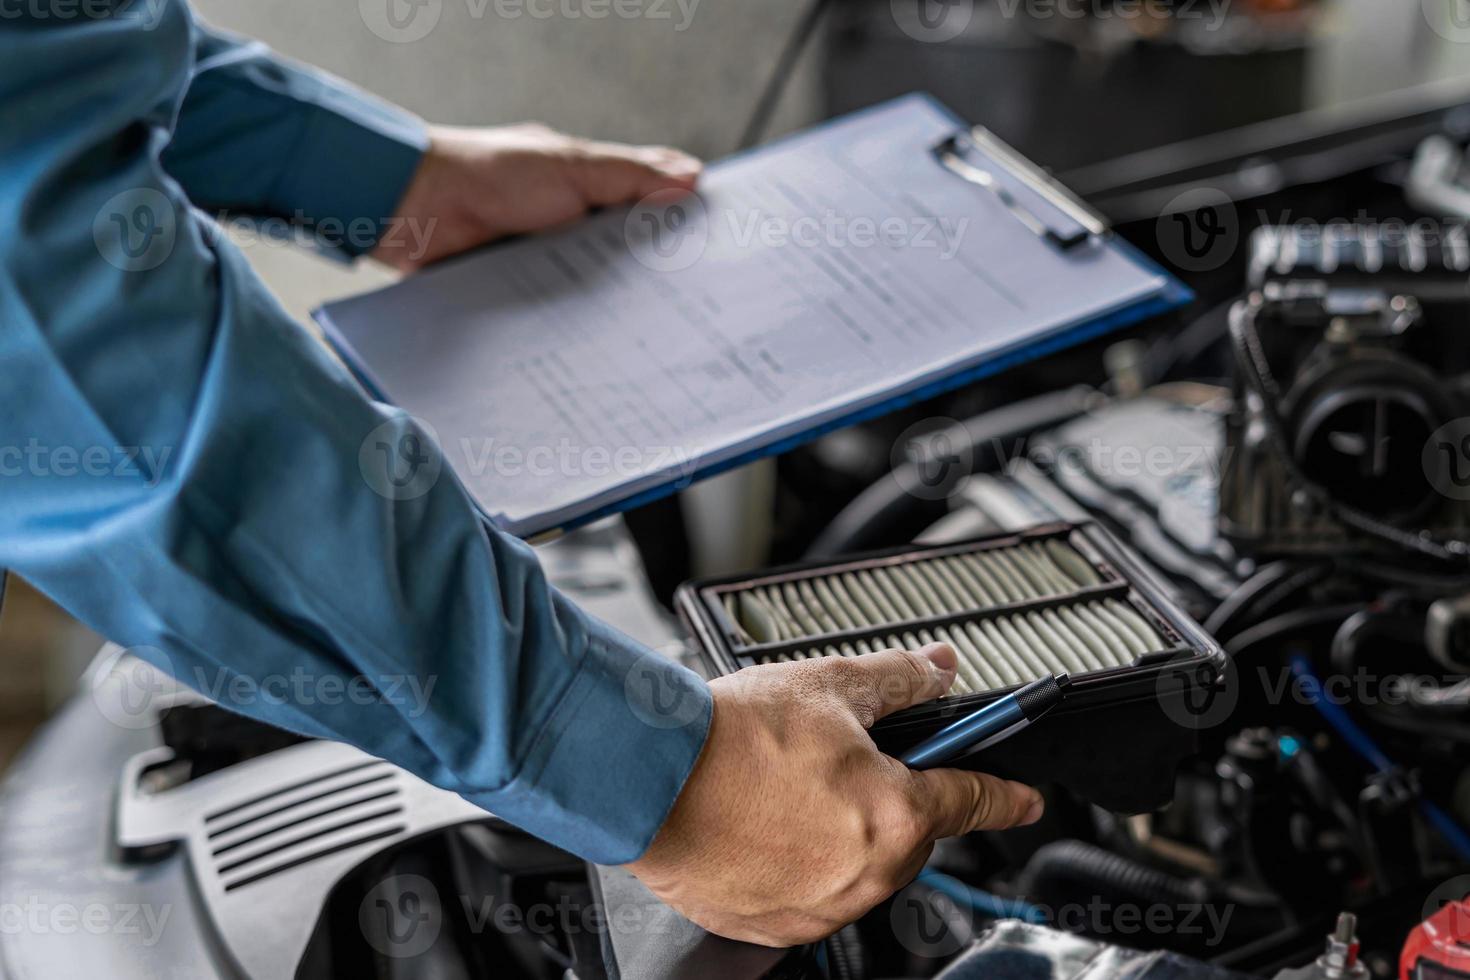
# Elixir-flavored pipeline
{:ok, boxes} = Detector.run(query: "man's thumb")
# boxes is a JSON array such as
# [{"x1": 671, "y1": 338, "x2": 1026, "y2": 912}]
[{"x1": 825, "y1": 643, "x2": 957, "y2": 729}]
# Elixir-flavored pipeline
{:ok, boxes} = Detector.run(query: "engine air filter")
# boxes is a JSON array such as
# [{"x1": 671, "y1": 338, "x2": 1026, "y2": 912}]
[{"x1": 676, "y1": 522, "x2": 1225, "y2": 813}]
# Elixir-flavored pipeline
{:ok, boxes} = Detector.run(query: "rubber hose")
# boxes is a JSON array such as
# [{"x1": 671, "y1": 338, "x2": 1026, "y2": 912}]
[
  {"x1": 1021, "y1": 840, "x2": 1202, "y2": 909},
  {"x1": 1020, "y1": 840, "x2": 1283, "y2": 937},
  {"x1": 824, "y1": 924, "x2": 867, "y2": 980},
  {"x1": 805, "y1": 386, "x2": 1097, "y2": 559}
]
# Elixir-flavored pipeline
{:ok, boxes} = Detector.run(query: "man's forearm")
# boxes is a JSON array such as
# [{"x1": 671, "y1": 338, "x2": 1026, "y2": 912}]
[
  {"x1": 0, "y1": 0, "x2": 710, "y2": 865},
  {"x1": 162, "y1": 19, "x2": 428, "y2": 257}
]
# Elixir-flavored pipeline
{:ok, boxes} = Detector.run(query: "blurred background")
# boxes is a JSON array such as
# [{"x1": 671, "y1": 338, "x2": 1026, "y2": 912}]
[{"x1": 8, "y1": 0, "x2": 1470, "y2": 764}]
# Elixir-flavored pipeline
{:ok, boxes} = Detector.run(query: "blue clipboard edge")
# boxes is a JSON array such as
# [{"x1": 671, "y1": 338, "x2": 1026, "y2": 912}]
[{"x1": 313, "y1": 92, "x2": 1193, "y2": 540}]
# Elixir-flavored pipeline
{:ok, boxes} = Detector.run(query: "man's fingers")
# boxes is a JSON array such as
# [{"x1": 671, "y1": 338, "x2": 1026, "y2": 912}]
[
  {"x1": 822, "y1": 643, "x2": 958, "y2": 728},
  {"x1": 575, "y1": 140, "x2": 702, "y2": 205},
  {"x1": 915, "y1": 768, "x2": 1043, "y2": 839}
]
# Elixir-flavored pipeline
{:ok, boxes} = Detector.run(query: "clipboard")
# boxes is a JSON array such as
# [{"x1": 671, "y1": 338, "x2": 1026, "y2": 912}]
[
  {"x1": 316, "y1": 93, "x2": 1191, "y2": 540},
  {"x1": 931, "y1": 127, "x2": 1110, "y2": 250}
]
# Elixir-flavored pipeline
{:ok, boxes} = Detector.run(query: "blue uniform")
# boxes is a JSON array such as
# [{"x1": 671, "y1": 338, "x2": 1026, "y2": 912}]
[{"x1": 0, "y1": 2, "x2": 711, "y2": 865}]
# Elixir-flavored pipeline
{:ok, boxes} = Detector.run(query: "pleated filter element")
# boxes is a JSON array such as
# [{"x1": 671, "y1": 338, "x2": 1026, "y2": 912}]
[{"x1": 689, "y1": 526, "x2": 1180, "y2": 698}]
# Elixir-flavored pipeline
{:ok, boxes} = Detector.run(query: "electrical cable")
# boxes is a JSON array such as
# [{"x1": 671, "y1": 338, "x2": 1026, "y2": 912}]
[
  {"x1": 1223, "y1": 604, "x2": 1365, "y2": 660},
  {"x1": 1206, "y1": 561, "x2": 1332, "y2": 641},
  {"x1": 915, "y1": 869, "x2": 1047, "y2": 923},
  {"x1": 735, "y1": 0, "x2": 834, "y2": 151},
  {"x1": 1288, "y1": 654, "x2": 1470, "y2": 863},
  {"x1": 1338, "y1": 556, "x2": 1470, "y2": 596},
  {"x1": 805, "y1": 387, "x2": 1097, "y2": 559},
  {"x1": 1331, "y1": 608, "x2": 1470, "y2": 713}
]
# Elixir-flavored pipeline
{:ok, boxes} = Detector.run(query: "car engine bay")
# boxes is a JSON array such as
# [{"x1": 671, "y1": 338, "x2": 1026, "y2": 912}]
[{"x1": 8, "y1": 80, "x2": 1470, "y2": 980}]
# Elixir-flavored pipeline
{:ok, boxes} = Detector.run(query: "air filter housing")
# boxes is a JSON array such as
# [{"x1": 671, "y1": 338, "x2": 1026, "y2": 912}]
[{"x1": 675, "y1": 522, "x2": 1225, "y2": 813}]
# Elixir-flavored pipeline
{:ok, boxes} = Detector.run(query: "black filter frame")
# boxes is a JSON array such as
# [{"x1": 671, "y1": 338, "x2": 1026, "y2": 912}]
[{"x1": 675, "y1": 522, "x2": 1227, "y2": 813}]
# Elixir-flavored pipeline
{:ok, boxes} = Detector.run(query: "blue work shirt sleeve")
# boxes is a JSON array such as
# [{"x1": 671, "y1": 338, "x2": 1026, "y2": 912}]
[
  {"x1": 162, "y1": 19, "x2": 429, "y2": 256},
  {"x1": 0, "y1": 3, "x2": 711, "y2": 866}
]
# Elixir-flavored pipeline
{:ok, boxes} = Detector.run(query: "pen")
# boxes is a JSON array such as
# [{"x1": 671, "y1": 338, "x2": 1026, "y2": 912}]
[{"x1": 899, "y1": 674, "x2": 1070, "y2": 771}]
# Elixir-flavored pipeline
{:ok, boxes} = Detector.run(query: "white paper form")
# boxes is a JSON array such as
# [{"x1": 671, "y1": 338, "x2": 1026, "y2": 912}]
[{"x1": 318, "y1": 95, "x2": 1172, "y2": 536}]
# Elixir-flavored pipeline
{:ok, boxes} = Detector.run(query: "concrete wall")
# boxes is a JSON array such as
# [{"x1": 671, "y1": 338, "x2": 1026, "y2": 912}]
[
  {"x1": 189, "y1": 0, "x2": 826, "y2": 321},
  {"x1": 191, "y1": 0, "x2": 821, "y2": 164}
]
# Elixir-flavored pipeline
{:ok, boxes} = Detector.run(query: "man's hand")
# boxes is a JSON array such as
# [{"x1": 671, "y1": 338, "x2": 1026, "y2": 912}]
[
  {"x1": 626, "y1": 643, "x2": 1043, "y2": 948},
  {"x1": 372, "y1": 123, "x2": 701, "y2": 271}
]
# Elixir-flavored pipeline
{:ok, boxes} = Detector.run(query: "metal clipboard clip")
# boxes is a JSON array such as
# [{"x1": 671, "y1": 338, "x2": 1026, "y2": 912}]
[{"x1": 932, "y1": 127, "x2": 1111, "y2": 251}]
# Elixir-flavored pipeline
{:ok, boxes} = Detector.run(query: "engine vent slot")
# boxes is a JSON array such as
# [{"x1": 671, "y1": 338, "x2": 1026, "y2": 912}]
[{"x1": 203, "y1": 760, "x2": 408, "y2": 892}]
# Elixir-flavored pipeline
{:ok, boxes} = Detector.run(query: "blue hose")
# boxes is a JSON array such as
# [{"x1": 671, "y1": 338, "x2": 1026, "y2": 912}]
[
  {"x1": 916, "y1": 869, "x2": 1047, "y2": 923},
  {"x1": 1288, "y1": 654, "x2": 1470, "y2": 863}
]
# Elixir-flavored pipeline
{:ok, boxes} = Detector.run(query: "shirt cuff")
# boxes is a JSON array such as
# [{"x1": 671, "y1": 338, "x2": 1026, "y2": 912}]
[
  {"x1": 462, "y1": 618, "x2": 714, "y2": 866},
  {"x1": 274, "y1": 89, "x2": 429, "y2": 257}
]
